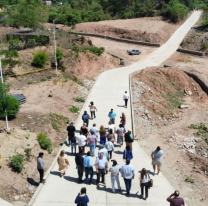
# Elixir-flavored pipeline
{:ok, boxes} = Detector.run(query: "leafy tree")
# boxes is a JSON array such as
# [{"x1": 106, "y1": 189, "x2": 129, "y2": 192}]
[
  {"x1": 56, "y1": 49, "x2": 63, "y2": 65},
  {"x1": 0, "y1": 82, "x2": 20, "y2": 118},
  {"x1": 0, "y1": 50, "x2": 21, "y2": 73},
  {"x1": 32, "y1": 51, "x2": 49, "y2": 68}
]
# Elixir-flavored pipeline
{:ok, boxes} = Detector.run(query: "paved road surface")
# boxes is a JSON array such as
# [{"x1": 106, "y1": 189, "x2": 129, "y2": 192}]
[{"x1": 30, "y1": 11, "x2": 202, "y2": 206}]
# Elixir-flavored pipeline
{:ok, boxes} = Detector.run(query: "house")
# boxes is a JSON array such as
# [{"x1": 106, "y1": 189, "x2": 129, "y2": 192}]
[{"x1": 42, "y1": 1, "x2": 51, "y2": 6}]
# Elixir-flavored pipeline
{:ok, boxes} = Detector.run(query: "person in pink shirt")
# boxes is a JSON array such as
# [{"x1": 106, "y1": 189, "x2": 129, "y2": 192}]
[{"x1": 87, "y1": 131, "x2": 97, "y2": 157}]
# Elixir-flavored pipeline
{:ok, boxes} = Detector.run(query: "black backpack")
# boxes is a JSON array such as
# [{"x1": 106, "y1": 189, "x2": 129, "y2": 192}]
[{"x1": 77, "y1": 200, "x2": 84, "y2": 206}]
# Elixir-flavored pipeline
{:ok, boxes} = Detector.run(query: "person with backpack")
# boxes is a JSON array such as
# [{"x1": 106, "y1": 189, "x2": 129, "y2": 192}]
[
  {"x1": 75, "y1": 187, "x2": 89, "y2": 206},
  {"x1": 139, "y1": 168, "x2": 150, "y2": 200},
  {"x1": 123, "y1": 145, "x2": 133, "y2": 161},
  {"x1": 109, "y1": 160, "x2": 121, "y2": 193}
]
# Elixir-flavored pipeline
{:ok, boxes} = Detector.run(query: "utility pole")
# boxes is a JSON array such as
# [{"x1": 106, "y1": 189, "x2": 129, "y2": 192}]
[
  {"x1": 0, "y1": 56, "x2": 9, "y2": 131},
  {"x1": 53, "y1": 19, "x2": 58, "y2": 76},
  {"x1": 105, "y1": 24, "x2": 107, "y2": 51}
]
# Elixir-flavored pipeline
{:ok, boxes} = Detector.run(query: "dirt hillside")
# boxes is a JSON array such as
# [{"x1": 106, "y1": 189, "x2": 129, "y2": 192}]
[{"x1": 132, "y1": 67, "x2": 208, "y2": 206}]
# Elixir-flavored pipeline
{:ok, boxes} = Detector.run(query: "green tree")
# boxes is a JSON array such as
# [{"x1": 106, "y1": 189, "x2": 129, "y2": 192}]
[{"x1": 0, "y1": 82, "x2": 20, "y2": 118}]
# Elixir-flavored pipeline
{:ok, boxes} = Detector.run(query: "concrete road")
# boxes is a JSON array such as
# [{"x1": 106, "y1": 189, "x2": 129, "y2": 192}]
[{"x1": 31, "y1": 11, "x2": 202, "y2": 206}]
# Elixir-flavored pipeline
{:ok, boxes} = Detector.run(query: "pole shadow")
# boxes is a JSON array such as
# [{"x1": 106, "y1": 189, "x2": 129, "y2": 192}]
[{"x1": 50, "y1": 171, "x2": 60, "y2": 176}]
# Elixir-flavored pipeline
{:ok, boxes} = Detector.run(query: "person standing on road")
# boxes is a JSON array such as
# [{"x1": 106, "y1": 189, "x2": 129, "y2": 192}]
[
  {"x1": 95, "y1": 152, "x2": 108, "y2": 187},
  {"x1": 90, "y1": 123, "x2": 99, "y2": 138},
  {"x1": 108, "y1": 109, "x2": 117, "y2": 124},
  {"x1": 98, "y1": 144, "x2": 109, "y2": 161},
  {"x1": 105, "y1": 139, "x2": 114, "y2": 160},
  {"x1": 166, "y1": 190, "x2": 185, "y2": 206},
  {"x1": 107, "y1": 129, "x2": 116, "y2": 144},
  {"x1": 80, "y1": 123, "x2": 89, "y2": 138},
  {"x1": 57, "y1": 150, "x2": 70, "y2": 177},
  {"x1": 117, "y1": 124, "x2": 125, "y2": 147},
  {"x1": 120, "y1": 112, "x2": 126, "y2": 132},
  {"x1": 99, "y1": 125, "x2": 107, "y2": 145},
  {"x1": 75, "y1": 149, "x2": 84, "y2": 183},
  {"x1": 76, "y1": 131, "x2": 87, "y2": 153},
  {"x1": 151, "y1": 146, "x2": 164, "y2": 175},
  {"x1": 75, "y1": 187, "x2": 89, "y2": 206},
  {"x1": 119, "y1": 159, "x2": 135, "y2": 195},
  {"x1": 139, "y1": 168, "x2": 150, "y2": 200},
  {"x1": 123, "y1": 91, "x2": 129, "y2": 108},
  {"x1": 87, "y1": 131, "x2": 97, "y2": 157},
  {"x1": 70, "y1": 133, "x2": 77, "y2": 154},
  {"x1": 66, "y1": 122, "x2": 76, "y2": 146},
  {"x1": 109, "y1": 160, "x2": 121, "y2": 194},
  {"x1": 84, "y1": 151, "x2": 94, "y2": 185},
  {"x1": 37, "y1": 152, "x2": 45, "y2": 183},
  {"x1": 123, "y1": 146, "x2": 133, "y2": 161},
  {"x1": 89, "y1": 101, "x2": 97, "y2": 119},
  {"x1": 82, "y1": 111, "x2": 90, "y2": 127},
  {"x1": 108, "y1": 121, "x2": 116, "y2": 133},
  {"x1": 124, "y1": 130, "x2": 136, "y2": 150}
]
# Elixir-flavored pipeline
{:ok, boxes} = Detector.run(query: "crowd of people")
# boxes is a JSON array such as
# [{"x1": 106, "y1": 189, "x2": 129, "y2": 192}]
[{"x1": 37, "y1": 91, "x2": 185, "y2": 206}]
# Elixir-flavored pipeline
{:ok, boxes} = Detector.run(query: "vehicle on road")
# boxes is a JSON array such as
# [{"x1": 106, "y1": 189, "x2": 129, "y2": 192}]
[{"x1": 127, "y1": 49, "x2": 141, "y2": 55}]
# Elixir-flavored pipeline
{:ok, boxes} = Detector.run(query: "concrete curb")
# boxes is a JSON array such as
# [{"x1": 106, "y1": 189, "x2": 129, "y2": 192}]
[
  {"x1": 71, "y1": 32, "x2": 161, "y2": 47},
  {"x1": 129, "y1": 73, "x2": 135, "y2": 137}
]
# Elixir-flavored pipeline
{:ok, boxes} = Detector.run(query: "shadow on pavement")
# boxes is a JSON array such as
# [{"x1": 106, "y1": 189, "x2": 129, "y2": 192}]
[
  {"x1": 64, "y1": 176, "x2": 79, "y2": 183},
  {"x1": 114, "y1": 151, "x2": 123, "y2": 155},
  {"x1": 27, "y1": 178, "x2": 39, "y2": 186},
  {"x1": 50, "y1": 171, "x2": 60, "y2": 176},
  {"x1": 117, "y1": 105, "x2": 125, "y2": 107}
]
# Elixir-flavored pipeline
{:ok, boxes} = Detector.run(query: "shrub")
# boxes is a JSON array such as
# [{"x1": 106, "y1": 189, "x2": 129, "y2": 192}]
[
  {"x1": 37, "y1": 133, "x2": 52, "y2": 153},
  {"x1": 52, "y1": 113, "x2": 70, "y2": 123},
  {"x1": 0, "y1": 95, "x2": 20, "y2": 118},
  {"x1": 185, "y1": 177, "x2": 195, "y2": 183},
  {"x1": 32, "y1": 51, "x2": 49, "y2": 68},
  {"x1": 201, "y1": 42, "x2": 208, "y2": 50},
  {"x1": 10, "y1": 154, "x2": 24, "y2": 173},
  {"x1": 69, "y1": 106, "x2": 79, "y2": 113},
  {"x1": 75, "y1": 97, "x2": 85, "y2": 103}
]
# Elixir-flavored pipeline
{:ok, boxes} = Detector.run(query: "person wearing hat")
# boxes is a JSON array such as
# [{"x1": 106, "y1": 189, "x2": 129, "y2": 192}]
[
  {"x1": 109, "y1": 160, "x2": 121, "y2": 193},
  {"x1": 66, "y1": 122, "x2": 76, "y2": 146}
]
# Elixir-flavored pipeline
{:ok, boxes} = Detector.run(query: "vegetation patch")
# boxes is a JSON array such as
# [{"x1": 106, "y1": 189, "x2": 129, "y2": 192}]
[
  {"x1": 75, "y1": 97, "x2": 85, "y2": 103},
  {"x1": 50, "y1": 116, "x2": 60, "y2": 132},
  {"x1": 32, "y1": 51, "x2": 49, "y2": 68},
  {"x1": 63, "y1": 74, "x2": 83, "y2": 86},
  {"x1": 185, "y1": 177, "x2": 195, "y2": 183},
  {"x1": 37, "y1": 133, "x2": 52, "y2": 153},
  {"x1": 69, "y1": 106, "x2": 79, "y2": 113},
  {"x1": 9, "y1": 154, "x2": 24, "y2": 173}
]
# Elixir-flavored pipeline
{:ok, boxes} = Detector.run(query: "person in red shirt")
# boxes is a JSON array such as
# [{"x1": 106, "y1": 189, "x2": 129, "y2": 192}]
[{"x1": 166, "y1": 190, "x2": 185, "y2": 206}]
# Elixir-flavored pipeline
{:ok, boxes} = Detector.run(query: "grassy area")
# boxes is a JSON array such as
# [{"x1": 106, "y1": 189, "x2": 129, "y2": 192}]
[
  {"x1": 50, "y1": 113, "x2": 70, "y2": 132},
  {"x1": 50, "y1": 116, "x2": 60, "y2": 132},
  {"x1": 75, "y1": 97, "x2": 85, "y2": 103},
  {"x1": 69, "y1": 106, "x2": 79, "y2": 113},
  {"x1": 163, "y1": 90, "x2": 184, "y2": 110}
]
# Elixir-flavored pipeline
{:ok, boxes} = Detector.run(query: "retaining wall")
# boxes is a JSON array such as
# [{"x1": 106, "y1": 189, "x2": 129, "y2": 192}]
[
  {"x1": 71, "y1": 32, "x2": 161, "y2": 47},
  {"x1": 177, "y1": 48, "x2": 205, "y2": 56}
]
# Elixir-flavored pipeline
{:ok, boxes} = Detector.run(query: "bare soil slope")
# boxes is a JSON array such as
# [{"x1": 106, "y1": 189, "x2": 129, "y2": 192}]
[
  {"x1": 132, "y1": 67, "x2": 208, "y2": 206},
  {"x1": 65, "y1": 17, "x2": 179, "y2": 44}
]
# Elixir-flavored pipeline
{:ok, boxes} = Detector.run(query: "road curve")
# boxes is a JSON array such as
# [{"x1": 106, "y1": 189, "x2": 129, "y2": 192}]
[{"x1": 31, "y1": 11, "x2": 202, "y2": 206}]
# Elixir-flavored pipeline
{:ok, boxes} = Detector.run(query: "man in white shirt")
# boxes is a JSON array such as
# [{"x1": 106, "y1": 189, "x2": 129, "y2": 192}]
[
  {"x1": 109, "y1": 160, "x2": 121, "y2": 193},
  {"x1": 123, "y1": 91, "x2": 129, "y2": 108},
  {"x1": 90, "y1": 123, "x2": 99, "y2": 138},
  {"x1": 76, "y1": 131, "x2": 87, "y2": 153},
  {"x1": 108, "y1": 121, "x2": 116, "y2": 133},
  {"x1": 120, "y1": 159, "x2": 135, "y2": 195}
]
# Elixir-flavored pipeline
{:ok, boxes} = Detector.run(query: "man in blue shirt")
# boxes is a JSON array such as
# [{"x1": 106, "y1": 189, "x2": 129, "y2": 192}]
[
  {"x1": 108, "y1": 109, "x2": 117, "y2": 124},
  {"x1": 95, "y1": 152, "x2": 108, "y2": 187},
  {"x1": 83, "y1": 151, "x2": 94, "y2": 185},
  {"x1": 119, "y1": 159, "x2": 135, "y2": 195},
  {"x1": 82, "y1": 111, "x2": 90, "y2": 127},
  {"x1": 90, "y1": 123, "x2": 99, "y2": 137}
]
